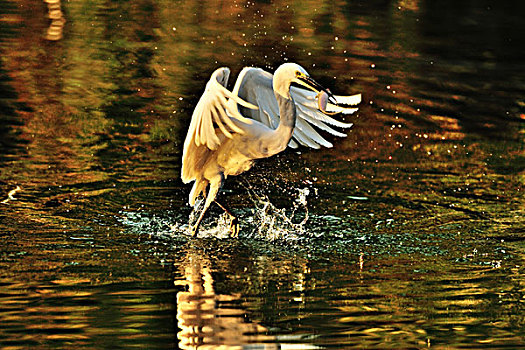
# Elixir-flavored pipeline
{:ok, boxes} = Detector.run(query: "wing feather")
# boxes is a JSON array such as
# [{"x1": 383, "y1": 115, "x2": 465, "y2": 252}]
[
  {"x1": 211, "y1": 106, "x2": 233, "y2": 139},
  {"x1": 296, "y1": 107, "x2": 349, "y2": 137},
  {"x1": 295, "y1": 119, "x2": 330, "y2": 148},
  {"x1": 184, "y1": 67, "x2": 257, "y2": 151},
  {"x1": 297, "y1": 104, "x2": 353, "y2": 130},
  {"x1": 294, "y1": 126, "x2": 325, "y2": 148},
  {"x1": 333, "y1": 93, "x2": 362, "y2": 106},
  {"x1": 216, "y1": 102, "x2": 245, "y2": 134},
  {"x1": 288, "y1": 139, "x2": 299, "y2": 148}
]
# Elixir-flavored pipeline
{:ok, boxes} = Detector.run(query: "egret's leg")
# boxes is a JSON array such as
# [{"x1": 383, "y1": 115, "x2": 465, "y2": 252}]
[
  {"x1": 190, "y1": 178, "x2": 222, "y2": 237},
  {"x1": 215, "y1": 201, "x2": 239, "y2": 238},
  {"x1": 189, "y1": 179, "x2": 208, "y2": 207}
]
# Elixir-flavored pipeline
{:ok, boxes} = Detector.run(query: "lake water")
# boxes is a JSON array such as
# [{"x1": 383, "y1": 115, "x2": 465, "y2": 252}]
[{"x1": 1, "y1": 0, "x2": 524, "y2": 348}]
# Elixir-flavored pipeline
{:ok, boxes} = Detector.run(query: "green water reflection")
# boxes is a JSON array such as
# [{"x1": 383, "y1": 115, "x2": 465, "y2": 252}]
[{"x1": 0, "y1": 0, "x2": 524, "y2": 348}]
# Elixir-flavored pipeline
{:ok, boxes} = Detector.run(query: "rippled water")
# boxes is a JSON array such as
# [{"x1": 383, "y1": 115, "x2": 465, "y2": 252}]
[{"x1": 1, "y1": 0, "x2": 524, "y2": 348}]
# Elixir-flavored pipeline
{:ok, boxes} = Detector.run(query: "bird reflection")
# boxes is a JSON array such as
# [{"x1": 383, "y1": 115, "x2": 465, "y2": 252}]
[
  {"x1": 44, "y1": 0, "x2": 66, "y2": 41},
  {"x1": 175, "y1": 253, "x2": 276, "y2": 349}
]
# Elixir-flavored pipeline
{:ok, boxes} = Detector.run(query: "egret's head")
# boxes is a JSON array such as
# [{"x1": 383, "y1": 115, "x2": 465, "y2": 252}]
[
  {"x1": 274, "y1": 63, "x2": 336, "y2": 105},
  {"x1": 274, "y1": 63, "x2": 308, "y2": 86}
]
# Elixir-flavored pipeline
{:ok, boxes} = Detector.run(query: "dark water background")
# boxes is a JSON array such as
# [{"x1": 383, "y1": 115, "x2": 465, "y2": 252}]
[{"x1": 1, "y1": 0, "x2": 524, "y2": 348}]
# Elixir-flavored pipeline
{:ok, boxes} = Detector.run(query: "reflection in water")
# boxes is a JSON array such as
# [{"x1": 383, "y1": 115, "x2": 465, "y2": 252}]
[
  {"x1": 175, "y1": 249, "x2": 329, "y2": 349},
  {"x1": 44, "y1": 0, "x2": 65, "y2": 41},
  {"x1": 0, "y1": 185, "x2": 21, "y2": 204},
  {"x1": 176, "y1": 253, "x2": 273, "y2": 349}
]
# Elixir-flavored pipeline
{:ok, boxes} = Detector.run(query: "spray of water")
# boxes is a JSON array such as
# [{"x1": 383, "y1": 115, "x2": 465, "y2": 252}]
[
  {"x1": 242, "y1": 184, "x2": 312, "y2": 241},
  {"x1": 119, "y1": 182, "x2": 314, "y2": 241},
  {"x1": 179, "y1": 180, "x2": 313, "y2": 240}
]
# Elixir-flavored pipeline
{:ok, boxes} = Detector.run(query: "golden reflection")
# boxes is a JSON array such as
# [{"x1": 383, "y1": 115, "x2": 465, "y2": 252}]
[
  {"x1": 44, "y1": 0, "x2": 65, "y2": 41},
  {"x1": 398, "y1": 0, "x2": 420, "y2": 12},
  {"x1": 0, "y1": 278, "x2": 94, "y2": 345},
  {"x1": 428, "y1": 115, "x2": 465, "y2": 140},
  {"x1": 175, "y1": 253, "x2": 276, "y2": 350},
  {"x1": 1, "y1": 185, "x2": 21, "y2": 204}
]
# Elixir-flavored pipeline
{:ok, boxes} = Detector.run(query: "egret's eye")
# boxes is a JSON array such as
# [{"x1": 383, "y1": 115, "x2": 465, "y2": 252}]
[{"x1": 295, "y1": 71, "x2": 301, "y2": 77}]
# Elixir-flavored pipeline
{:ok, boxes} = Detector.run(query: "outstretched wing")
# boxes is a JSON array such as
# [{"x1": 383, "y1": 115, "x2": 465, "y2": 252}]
[
  {"x1": 185, "y1": 67, "x2": 258, "y2": 151},
  {"x1": 230, "y1": 67, "x2": 361, "y2": 149},
  {"x1": 181, "y1": 67, "x2": 257, "y2": 183}
]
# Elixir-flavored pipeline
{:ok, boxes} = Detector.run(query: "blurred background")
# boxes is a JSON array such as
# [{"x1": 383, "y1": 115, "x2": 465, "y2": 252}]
[{"x1": 0, "y1": 0, "x2": 524, "y2": 348}]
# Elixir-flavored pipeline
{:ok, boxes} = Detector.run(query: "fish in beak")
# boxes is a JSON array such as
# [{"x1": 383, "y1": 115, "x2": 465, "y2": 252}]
[{"x1": 294, "y1": 73, "x2": 339, "y2": 114}]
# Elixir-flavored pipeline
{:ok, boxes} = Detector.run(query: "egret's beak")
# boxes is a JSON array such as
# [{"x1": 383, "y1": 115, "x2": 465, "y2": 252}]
[{"x1": 295, "y1": 73, "x2": 338, "y2": 105}]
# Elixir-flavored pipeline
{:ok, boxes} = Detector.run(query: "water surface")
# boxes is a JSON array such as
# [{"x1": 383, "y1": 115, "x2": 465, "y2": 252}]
[{"x1": 0, "y1": 0, "x2": 524, "y2": 348}]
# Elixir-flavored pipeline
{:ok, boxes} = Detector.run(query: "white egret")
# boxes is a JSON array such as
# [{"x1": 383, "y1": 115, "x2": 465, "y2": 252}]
[{"x1": 181, "y1": 63, "x2": 361, "y2": 237}]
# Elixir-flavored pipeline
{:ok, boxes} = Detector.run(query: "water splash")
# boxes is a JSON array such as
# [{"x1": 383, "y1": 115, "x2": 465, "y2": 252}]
[
  {"x1": 118, "y1": 185, "x2": 314, "y2": 242},
  {"x1": 179, "y1": 185, "x2": 313, "y2": 240},
  {"x1": 182, "y1": 197, "x2": 237, "y2": 239},
  {"x1": 243, "y1": 186, "x2": 312, "y2": 241},
  {"x1": 119, "y1": 210, "x2": 182, "y2": 238}
]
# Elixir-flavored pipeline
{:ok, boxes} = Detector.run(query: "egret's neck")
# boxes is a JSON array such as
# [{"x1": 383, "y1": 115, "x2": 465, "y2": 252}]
[
  {"x1": 274, "y1": 93, "x2": 296, "y2": 130},
  {"x1": 273, "y1": 75, "x2": 292, "y2": 100},
  {"x1": 268, "y1": 82, "x2": 296, "y2": 155},
  {"x1": 255, "y1": 73, "x2": 296, "y2": 156},
  {"x1": 273, "y1": 74, "x2": 296, "y2": 131}
]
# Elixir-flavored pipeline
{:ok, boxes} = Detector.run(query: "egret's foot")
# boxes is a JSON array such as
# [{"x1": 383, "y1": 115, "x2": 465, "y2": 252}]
[
  {"x1": 229, "y1": 217, "x2": 239, "y2": 238},
  {"x1": 189, "y1": 226, "x2": 198, "y2": 238}
]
